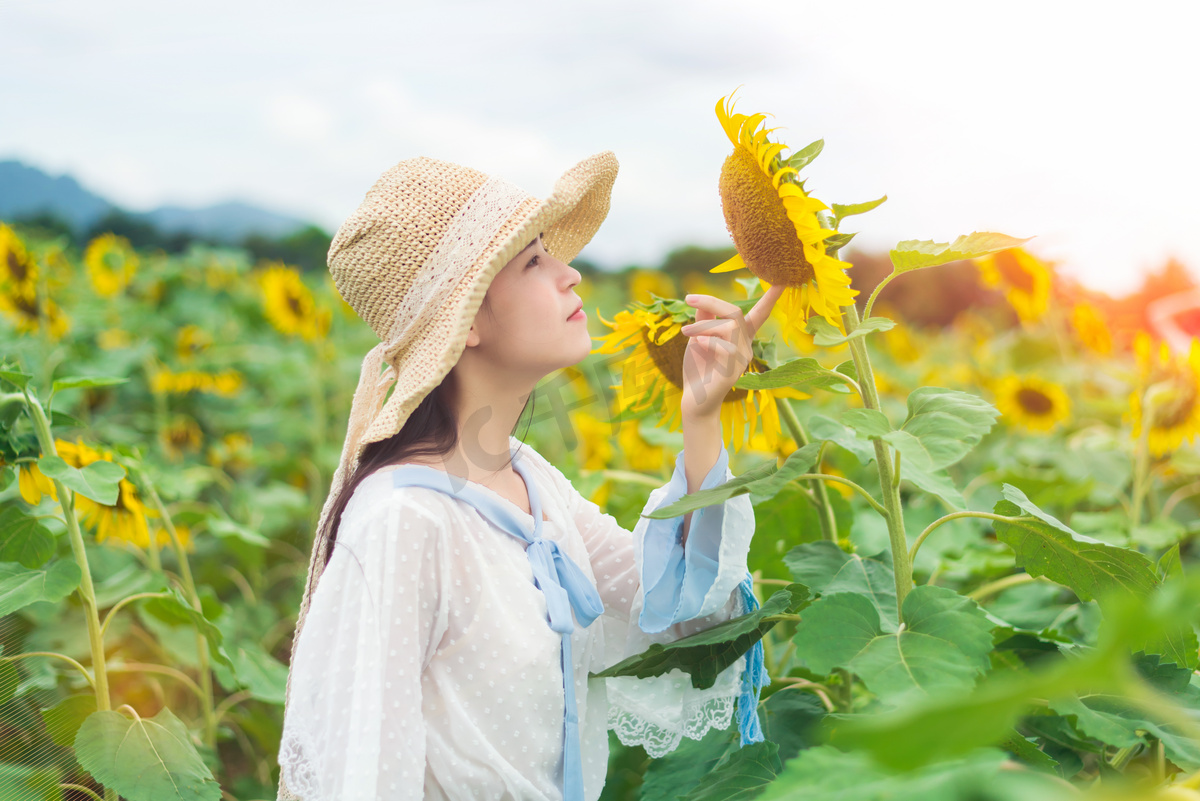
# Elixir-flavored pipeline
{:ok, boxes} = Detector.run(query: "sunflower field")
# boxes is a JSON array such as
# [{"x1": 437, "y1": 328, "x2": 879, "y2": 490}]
[{"x1": 3, "y1": 93, "x2": 1200, "y2": 801}]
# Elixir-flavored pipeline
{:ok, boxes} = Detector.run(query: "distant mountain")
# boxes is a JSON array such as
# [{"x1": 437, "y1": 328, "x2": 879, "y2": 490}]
[{"x1": 0, "y1": 159, "x2": 311, "y2": 242}]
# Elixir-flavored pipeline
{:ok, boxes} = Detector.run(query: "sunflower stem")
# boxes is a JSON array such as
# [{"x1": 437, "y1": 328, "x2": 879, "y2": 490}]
[
  {"x1": 778, "y1": 399, "x2": 838, "y2": 542},
  {"x1": 1130, "y1": 393, "x2": 1153, "y2": 530},
  {"x1": 838, "y1": 302, "x2": 912, "y2": 617},
  {"x1": 862, "y1": 272, "x2": 898, "y2": 321},
  {"x1": 23, "y1": 389, "x2": 115, "y2": 779},
  {"x1": 139, "y1": 471, "x2": 218, "y2": 749}
]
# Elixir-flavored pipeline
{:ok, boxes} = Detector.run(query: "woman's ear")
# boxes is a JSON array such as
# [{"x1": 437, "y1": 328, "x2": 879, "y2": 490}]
[{"x1": 465, "y1": 322, "x2": 481, "y2": 348}]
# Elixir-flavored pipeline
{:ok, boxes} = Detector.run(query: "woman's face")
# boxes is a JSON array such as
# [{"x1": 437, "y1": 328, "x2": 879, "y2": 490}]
[{"x1": 466, "y1": 234, "x2": 592, "y2": 377}]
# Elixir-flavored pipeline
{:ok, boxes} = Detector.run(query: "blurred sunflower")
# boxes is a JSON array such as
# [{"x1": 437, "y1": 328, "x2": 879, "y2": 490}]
[
  {"x1": 994, "y1": 374, "x2": 1071, "y2": 433},
  {"x1": 571, "y1": 409, "x2": 615, "y2": 470},
  {"x1": 84, "y1": 233, "x2": 139, "y2": 297},
  {"x1": 0, "y1": 224, "x2": 38, "y2": 302},
  {"x1": 163, "y1": 416, "x2": 203, "y2": 461},
  {"x1": 0, "y1": 290, "x2": 70, "y2": 339},
  {"x1": 593, "y1": 299, "x2": 807, "y2": 452},
  {"x1": 710, "y1": 92, "x2": 857, "y2": 345},
  {"x1": 97, "y1": 328, "x2": 132, "y2": 350},
  {"x1": 17, "y1": 459, "x2": 57, "y2": 505},
  {"x1": 258, "y1": 262, "x2": 330, "y2": 341},
  {"x1": 627, "y1": 269, "x2": 675, "y2": 304},
  {"x1": 1070, "y1": 300, "x2": 1113, "y2": 356},
  {"x1": 1130, "y1": 332, "x2": 1200, "y2": 457},
  {"x1": 55, "y1": 439, "x2": 157, "y2": 549},
  {"x1": 151, "y1": 368, "x2": 243, "y2": 397},
  {"x1": 175, "y1": 324, "x2": 213, "y2": 362},
  {"x1": 207, "y1": 432, "x2": 253, "y2": 473},
  {"x1": 974, "y1": 247, "x2": 1051, "y2": 324},
  {"x1": 618, "y1": 419, "x2": 667, "y2": 473}
]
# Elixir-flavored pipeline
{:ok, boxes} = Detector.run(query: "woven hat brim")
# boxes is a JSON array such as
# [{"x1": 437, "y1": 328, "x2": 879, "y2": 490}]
[{"x1": 360, "y1": 150, "x2": 619, "y2": 448}]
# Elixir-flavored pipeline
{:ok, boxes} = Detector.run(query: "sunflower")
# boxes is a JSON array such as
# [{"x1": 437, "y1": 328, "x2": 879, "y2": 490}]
[
  {"x1": 84, "y1": 233, "x2": 139, "y2": 297},
  {"x1": 0, "y1": 224, "x2": 38, "y2": 302},
  {"x1": 1129, "y1": 332, "x2": 1200, "y2": 457},
  {"x1": 151, "y1": 368, "x2": 243, "y2": 397},
  {"x1": 97, "y1": 328, "x2": 132, "y2": 350},
  {"x1": 17, "y1": 460, "x2": 57, "y2": 505},
  {"x1": 627, "y1": 269, "x2": 675, "y2": 304},
  {"x1": 571, "y1": 409, "x2": 615, "y2": 470},
  {"x1": 258, "y1": 262, "x2": 330, "y2": 341},
  {"x1": 593, "y1": 300, "x2": 807, "y2": 452},
  {"x1": 0, "y1": 289, "x2": 70, "y2": 339},
  {"x1": 207, "y1": 432, "x2": 253, "y2": 473},
  {"x1": 54, "y1": 439, "x2": 157, "y2": 549},
  {"x1": 618, "y1": 419, "x2": 667, "y2": 473},
  {"x1": 175, "y1": 324, "x2": 213, "y2": 362},
  {"x1": 710, "y1": 92, "x2": 857, "y2": 345},
  {"x1": 163, "y1": 416, "x2": 203, "y2": 461},
  {"x1": 974, "y1": 247, "x2": 1052, "y2": 324},
  {"x1": 1070, "y1": 301, "x2": 1113, "y2": 356},
  {"x1": 994, "y1": 374, "x2": 1071, "y2": 433}
]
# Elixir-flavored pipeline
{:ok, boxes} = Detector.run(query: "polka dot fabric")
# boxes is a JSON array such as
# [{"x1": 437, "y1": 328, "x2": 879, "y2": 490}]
[{"x1": 277, "y1": 438, "x2": 756, "y2": 800}]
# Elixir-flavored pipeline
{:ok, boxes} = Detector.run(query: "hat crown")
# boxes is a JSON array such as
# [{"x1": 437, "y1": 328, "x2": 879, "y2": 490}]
[{"x1": 328, "y1": 156, "x2": 532, "y2": 341}]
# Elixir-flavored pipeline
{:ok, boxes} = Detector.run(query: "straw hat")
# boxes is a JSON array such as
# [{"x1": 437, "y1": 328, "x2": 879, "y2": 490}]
[{"x1": 277, "y1": 151, "x2": 618, "y2": 800}]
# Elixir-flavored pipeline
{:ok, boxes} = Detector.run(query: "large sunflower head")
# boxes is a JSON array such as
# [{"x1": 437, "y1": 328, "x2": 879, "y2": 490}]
[
  {"x1": 593, "y1": 297, "x2": 807, "y2": 452},
  {"x1": 994, "y1": 374, "x2": 1071, "y2": 433},
  {"x1": 84, "y1": 233, "x2": 139, "y2": 297},
  {"x1": 0, "y1": 224, "x2": 38, "y2": 302},
  {"x1": 258, "y1": 262, "x2": 330, "y2": 341},
  {"x1": 55, "y1": 439, "x2": 157, "y2": 549},
  {"x1": 711, "y1": 92, "x2": 858, "y2": 345},
  {"x1": 974, "y1": 247, "x2": 1052, "y2": 324},
  {"x1": 1130, "y1": 333, "x2": 1200, "y2": 457}
]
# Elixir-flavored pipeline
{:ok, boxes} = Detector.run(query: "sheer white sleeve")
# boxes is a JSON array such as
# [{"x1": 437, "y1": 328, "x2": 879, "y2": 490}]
[
  {"x1": 548, "y1": 447, "x2": 758, "y2": 757},
  {"x1": 277, "y1": 478, "x2": 450, "y2": 800}
]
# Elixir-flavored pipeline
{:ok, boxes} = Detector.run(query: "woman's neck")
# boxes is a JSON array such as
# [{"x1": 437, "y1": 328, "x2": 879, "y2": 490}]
[{"x1": 438, "y1": 364, "x2": 538, "y2": 485}]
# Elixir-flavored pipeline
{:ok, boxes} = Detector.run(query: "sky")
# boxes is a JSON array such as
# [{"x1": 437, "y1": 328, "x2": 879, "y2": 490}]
[{"x1": 4, "y1": 0, "x2": 1199, "y2": 296}]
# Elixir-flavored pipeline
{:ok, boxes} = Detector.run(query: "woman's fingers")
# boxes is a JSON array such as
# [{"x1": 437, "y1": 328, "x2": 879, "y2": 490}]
[{"x1": 744, "y1": 285, "x2": 785, "y2": 336}]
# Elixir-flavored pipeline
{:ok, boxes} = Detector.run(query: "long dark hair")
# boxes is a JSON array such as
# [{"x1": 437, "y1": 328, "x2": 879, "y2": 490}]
[{"x1": 311, "y1": 356, "x2": 537, "y2": 582}]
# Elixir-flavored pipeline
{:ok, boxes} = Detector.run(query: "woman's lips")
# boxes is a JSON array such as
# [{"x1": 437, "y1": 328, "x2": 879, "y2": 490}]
[{"x1": 568, "y1": 306, "x2": 586, "y2": 322}]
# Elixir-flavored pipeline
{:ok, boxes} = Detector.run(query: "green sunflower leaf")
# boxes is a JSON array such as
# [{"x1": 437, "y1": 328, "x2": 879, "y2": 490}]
[
  {"x1": 0, "y1": 763, "x2": 62, "y2": 801},
  {"x1": 832, "y1": 196, "x2": 888, "y2": 224},
  {"x1": 74, "y1": 707, "x2": 222, "y2": 801},
  {"x1": 807, "y1": 413, "x2": 876, "y2": 465},
  {"x1": 734, "y1": 357, "x2": 853, "y2": 394},
  {"x1": 1159, "y1": 544, "x2": 1184, "y2": 580},
  {"x1": 646, "y1": 444, "x2": 822, "y2": 518},
  {"x1": 1050, "y1": 683, "x2": 1200, "y2": 769},
  {"x1": 0, "y1": 507, "x2": 55, "y2": 569},
  {"x1": 141, "y1": 586, "x2": 234, "y2": 671},
  {"x1": 51, "y1": 375, "x2": 129, "y2": 393},
  {"x1": 592, "y1": 584, "x2": 809, "y2": 689},
  {"x1": 792, "y1": 585, "x2": 994, "y2": 702},
  {"x1": 36, "y1": 455, "x2": 125, "y2": 505},
  {"x1": 822, "y1": 232, "x2": 856, "y2": 252},
  {"x1": 887, "y1": 387, "x2": 1000, "y2": 470},
  {"x1": 806, "y1": 316, "x2": 895, "y2": 346},
  {"x1": 685, "y1": 740, "x2": 782, "y2": 801},
  {"x1": 40, "y1": 693, "x2": 97, "y2": 748},
  {"x1": 786, "y1": 139, "x2": 824, "y2": 172},
  {"x1": 0, "y1": 370, "x2": 33, "y2": 390},
  {"x1": 0, "y1": 559, "x2": 82, "y2": 617},
  {"x1": 889, "y1": 232, "x2": 1032, "y2": 273},
  {"x1": 785, "y1": 541, "x2": 898, "y2": 630},
  {"x1": 0, "y1": 661, "x2": 18, "y2": 705},
  {"x1": 842, "y1": 408, "x2": 893, "y2": 439}
]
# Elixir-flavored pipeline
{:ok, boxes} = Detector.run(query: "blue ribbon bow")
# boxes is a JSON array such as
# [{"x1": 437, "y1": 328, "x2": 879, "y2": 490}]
[{"x1": 390, "y1": 454, "x2": 603, "y2": 801}]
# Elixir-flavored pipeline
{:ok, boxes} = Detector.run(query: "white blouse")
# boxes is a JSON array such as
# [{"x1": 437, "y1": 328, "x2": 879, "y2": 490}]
[{"x1": 276, "y1": 436, "x2": 757, "y2": 801}]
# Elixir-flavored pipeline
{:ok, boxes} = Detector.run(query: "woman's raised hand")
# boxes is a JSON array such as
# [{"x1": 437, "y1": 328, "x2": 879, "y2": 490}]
[{"x1": 678, "y1": 285, "x2": 786, "y2": 420}]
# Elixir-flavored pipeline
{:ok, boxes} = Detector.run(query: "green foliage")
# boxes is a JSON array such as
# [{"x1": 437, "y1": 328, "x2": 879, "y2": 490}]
[
  {"x1": 735, "y1": 357, "x2": 854, "y2": 394},
  {"x1": 888, "y1": 233, "x2": 1032, "y2": 273},
  {"x1": 786, "y1": 541, "x2": 897, "y2": 626},
  {"x1": 37, "y1": 454, "x2": 125, "y2": 504},
  {"x1": 806, "y1": 316, "x2": 896, "y2": 346},
  {"x1": 0, "y1": 507, "x2": 55, "y2": 568},
  {"x1": 648, "y1": 445, "x2": 821, "y2": 518},
  {"x1": 74, "y1": 707, "x2": 222, "y2": 801},
  {"x1": 0, "y1": 559, "x2": 81, "y2": 617}
]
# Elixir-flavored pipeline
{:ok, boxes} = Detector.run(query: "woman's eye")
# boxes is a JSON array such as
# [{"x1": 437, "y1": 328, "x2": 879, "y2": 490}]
[{"x1": 526, "y1": 255, "x2": 540, "y2": 269}]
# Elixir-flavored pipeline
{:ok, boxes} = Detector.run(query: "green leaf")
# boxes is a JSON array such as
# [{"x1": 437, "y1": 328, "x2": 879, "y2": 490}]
[
  {"x1": 0, "y1": 370, "x2": 33, "y2": 390},
  {"x1": 50, "y1": 409, "x2": 86, "y2": 430},
  {"x1": 841, "y1": 409, "x2": 892, "y2": 439},
  {"x1": 685, "y1": 741, "x2": 781, "y2": 801},
  {"x1": 793, "y1": 585, "x2": 994, "y2": 702},
  {"x1": 889, "y1": 232, "x2": 1032, "y2": 273},
  {"x1": 890, "y1": 387, "x2": 1000, "y2": 470},
  {"x1": 51, "y1": 375, "x2": 129, "y2": 392},
  {"x1": 638, "y1": 724, "x2": 737, "y2": 801},
  {"x1": 1159, "y1": 544, "x2": 1184, "y2": 580},
  {"x1": 785, "y1": 541, "x2": 897, "y2": 630},
  {"x1": 805, "y1": 316, "x2": 895, "y2": 347},
  {"x1": 832, "y1": 196, "x2": 887, "y2": 223},
  {"x1": 834, "y1": 360, "x2": 857, "y2": 382},
  {"x1": 807, "y1": 414, "x2": 875, "y2": 465},
  {"x1": 897, "y1": 459, "x2": 966, "y2": 510},
  {"x1": 734, "y1": 357, "x2": 852, "y2": 394},
  {"x1": 0, "y1": 560, "x2": 82, "y2": 617},
  {"x1": 0, "y1": 661, "x2": 18, "y2": 705},
  {"x1": 785, "y1": 139, "x2": 824, "y2": 172},
  {"x1": 37, "y1": 455, "x2": 125, "y2": 505},
  {"x1": 822, "y1": 232, "x2": 856, "y2": 252},
  {"x1": 0, "y1": 507, "x2": 55, "y2": 568},
  {"x1": 40, "y1": 693, "x2": 97, "y2": 748},
  {"x1": 227, "y1": 642, "x2": 289, "y2": 704},
  {"x1": 142, "y1": 586, "x2": 234, "y2": 670},
  {"x1": 648, "y1": 445, "x2": 821, "y2": 518},
  {"x1": 593, "y1": 585, "x2": 810, "y2": 690},
  {"x1": 204, "y1": 517, "x2": 270, "y2": 548},
  {"x1": 74, "y1": 707, "x2": 222, "y2": 801},
  {"x1": 999, "y1": 731, "x2": 1061, "y2": 773}
]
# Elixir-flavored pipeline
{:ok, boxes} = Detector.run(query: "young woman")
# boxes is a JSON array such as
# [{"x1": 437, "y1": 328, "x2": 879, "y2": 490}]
[{"x1": 276, "y1": 152, "x2": 781, "y2": 801}]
